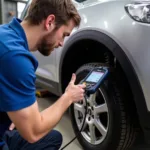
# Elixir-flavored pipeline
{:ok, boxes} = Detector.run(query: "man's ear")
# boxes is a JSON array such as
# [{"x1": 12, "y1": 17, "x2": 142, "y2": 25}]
[{"x1": 45, "y1": 14, "x2": 55, "y2": 31}]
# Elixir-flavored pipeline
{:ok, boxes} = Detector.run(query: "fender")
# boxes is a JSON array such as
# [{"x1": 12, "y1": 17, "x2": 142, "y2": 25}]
[{"x1": 59, "y1": 29, "x2": 150, "y2": 130}]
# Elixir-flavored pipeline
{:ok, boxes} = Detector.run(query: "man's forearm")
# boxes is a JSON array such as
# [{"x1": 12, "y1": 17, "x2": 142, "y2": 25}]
[
  {"x1": 41, "y1": 93, "x2": 72, "y2": 128},
  {"x1": 34, "y1": 93, "x2": 72, "y2": 139}
]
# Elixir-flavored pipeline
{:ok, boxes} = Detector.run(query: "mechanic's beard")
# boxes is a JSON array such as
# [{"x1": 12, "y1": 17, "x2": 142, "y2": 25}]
[{"x1": 38, "y1": 33, "x2": 56, "y2": 56}]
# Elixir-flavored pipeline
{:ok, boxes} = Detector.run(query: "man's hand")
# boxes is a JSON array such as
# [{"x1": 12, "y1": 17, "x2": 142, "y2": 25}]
[
  {"x1": 65, "y1": 73, "x2": 86, "y2": 103},
  {"x1": 9, "y1": 123, "x2": 15, "y2": 130}
]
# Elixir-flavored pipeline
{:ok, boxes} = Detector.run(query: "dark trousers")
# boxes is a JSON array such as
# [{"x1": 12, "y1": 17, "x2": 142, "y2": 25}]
[{"x1": 2, "y1": 130, "x2": 62, "y2": 150}]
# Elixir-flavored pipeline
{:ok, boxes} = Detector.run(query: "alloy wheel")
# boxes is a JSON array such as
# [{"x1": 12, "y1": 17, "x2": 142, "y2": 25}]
[{"x1": 74, "y1": 88, "x2": 109, "y2": 145}]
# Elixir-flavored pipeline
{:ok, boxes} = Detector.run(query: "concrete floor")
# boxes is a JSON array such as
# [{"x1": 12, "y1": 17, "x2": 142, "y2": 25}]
[
  {"x1": 37, "y1": 94, "x2": 150, "y2": 150},
  {"x1": 37, "y1": 95, "x2": 83, "y2": 150}
]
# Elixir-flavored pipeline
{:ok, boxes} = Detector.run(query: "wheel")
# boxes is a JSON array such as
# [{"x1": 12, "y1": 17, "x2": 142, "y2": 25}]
[{"x1": 69, "y1": 63, "x2": 138, "y2": 150}]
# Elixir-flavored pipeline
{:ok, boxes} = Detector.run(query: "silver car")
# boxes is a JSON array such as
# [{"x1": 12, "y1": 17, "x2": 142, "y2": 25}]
[{"x1": 21, "y1": 0, "x2": 150, "y2": 149}]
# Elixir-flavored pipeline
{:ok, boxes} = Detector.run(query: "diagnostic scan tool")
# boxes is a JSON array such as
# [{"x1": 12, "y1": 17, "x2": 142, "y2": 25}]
[{"x1": 82, "y1": 67, "x2": 109, "y2": 95}]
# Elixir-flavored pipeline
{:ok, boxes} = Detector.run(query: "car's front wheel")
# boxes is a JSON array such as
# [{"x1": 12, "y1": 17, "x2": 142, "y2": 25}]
[{"x1": 69, "y1": 63, "x2": 137, "y2": 150}]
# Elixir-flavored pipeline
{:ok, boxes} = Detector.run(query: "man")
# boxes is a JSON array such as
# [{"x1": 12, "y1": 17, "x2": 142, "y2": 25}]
[{"x1": 0, "y1": 0, "x2": 85, "y2": 149}]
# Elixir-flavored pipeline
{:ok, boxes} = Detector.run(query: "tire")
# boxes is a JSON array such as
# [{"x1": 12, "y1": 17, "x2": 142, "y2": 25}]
[{"x1": 69, "y1": 63, "x2": 138, "y2": 150}]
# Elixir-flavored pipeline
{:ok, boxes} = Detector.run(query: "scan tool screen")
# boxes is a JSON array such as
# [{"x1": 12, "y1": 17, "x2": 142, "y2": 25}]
[{"x1": 86, "y1": 71, "x2": 104, "y2": 83}]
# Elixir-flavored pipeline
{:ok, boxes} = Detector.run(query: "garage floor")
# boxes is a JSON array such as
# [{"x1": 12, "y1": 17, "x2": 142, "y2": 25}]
[
  {"x1": 37, "y1": 94, "x2": 150, "y2": 150},
  {"x1": 37, "y1": 95, "x2": 83, "y2": 150}
]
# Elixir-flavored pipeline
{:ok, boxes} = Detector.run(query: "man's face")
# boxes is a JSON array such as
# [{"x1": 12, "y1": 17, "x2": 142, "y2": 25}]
[{"x1": 38, "y1": 20, "x2": 75, "y2": 56}]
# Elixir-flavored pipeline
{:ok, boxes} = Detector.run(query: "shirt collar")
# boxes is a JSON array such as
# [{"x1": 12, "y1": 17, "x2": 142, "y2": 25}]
[{"x1": 9, "y1": 17, "x2": 29, "y2": 50}]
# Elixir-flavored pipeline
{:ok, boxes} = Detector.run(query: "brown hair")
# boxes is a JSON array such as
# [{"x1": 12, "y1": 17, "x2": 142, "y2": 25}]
[{"x1": 25, "y1": 0, "x2": 81, "y2": 28}]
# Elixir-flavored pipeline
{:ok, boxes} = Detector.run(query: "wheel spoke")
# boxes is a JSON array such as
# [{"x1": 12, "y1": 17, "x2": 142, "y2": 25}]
[
  {"x1": 89, "y1": 123, "x2": 96, "y2": 144},
  {"x1": 74, "y1": 103, "x2": 84, "y2": 114},
  {"x1": 88, "y1": 94, "x2": 96, "y2": 106},
  {"x1": 94, "y1": 119, "x2": 107, "y2": 136},
  {"x1": 94, "y1": 104, "x2": 108, "y2": 115}
]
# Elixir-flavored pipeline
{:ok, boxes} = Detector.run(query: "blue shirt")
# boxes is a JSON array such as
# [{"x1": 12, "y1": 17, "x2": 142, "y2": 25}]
[{"x1": 0, "y1": 17, "x2": 38, "y2": 145}]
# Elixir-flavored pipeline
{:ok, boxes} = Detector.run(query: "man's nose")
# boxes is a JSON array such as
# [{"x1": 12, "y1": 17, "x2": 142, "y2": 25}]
[{"x1": 59, "y1": 41, "x2": 64, "y2": 47}]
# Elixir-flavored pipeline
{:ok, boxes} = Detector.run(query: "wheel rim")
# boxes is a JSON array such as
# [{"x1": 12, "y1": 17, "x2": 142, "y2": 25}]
[{"x1": 74, "y1": 88, "x2": 109, "y2": 145}]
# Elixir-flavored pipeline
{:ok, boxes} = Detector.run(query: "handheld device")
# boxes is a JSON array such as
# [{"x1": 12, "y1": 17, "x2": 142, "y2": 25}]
[{"x1": 81, "y1": 67, "x2": 109, "y2": 95}]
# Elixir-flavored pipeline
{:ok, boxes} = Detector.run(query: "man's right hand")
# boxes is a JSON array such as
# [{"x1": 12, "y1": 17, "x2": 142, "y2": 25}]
[{"x1": 65, "y1": 73, "x2": 86, "y2": 103}]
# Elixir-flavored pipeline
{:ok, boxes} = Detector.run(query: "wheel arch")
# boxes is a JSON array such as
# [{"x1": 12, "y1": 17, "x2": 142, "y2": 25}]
[{"x1": 58, "y1": 29, "x2": 150, "y2": 130}]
